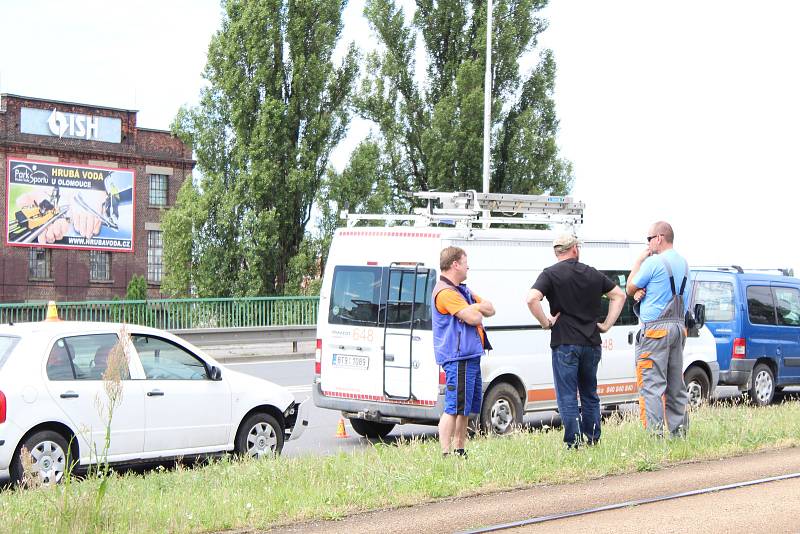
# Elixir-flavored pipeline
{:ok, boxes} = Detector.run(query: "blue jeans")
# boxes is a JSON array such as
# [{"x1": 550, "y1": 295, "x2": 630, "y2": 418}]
[{"x1": 552, "y1": 345, "x2": 602, "y2": 447}]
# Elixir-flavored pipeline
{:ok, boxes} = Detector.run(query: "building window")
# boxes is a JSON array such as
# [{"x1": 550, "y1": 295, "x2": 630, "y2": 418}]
[
  {"x1": 90, "y1": 251, "x2": 111, "y2": 281},
  {"x1": 147, "y1": 230, "x2": 163, "y2": 283},
  {"x1": 149, "y1": 174, "x2": 168, "y2": 206},
  {"x1": 29, "y1": 248, "x2": 51, "y2": 280}
]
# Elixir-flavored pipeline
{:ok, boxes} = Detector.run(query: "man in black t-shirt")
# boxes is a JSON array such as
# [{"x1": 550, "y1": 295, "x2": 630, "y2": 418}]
[{"x1": 526, "y1": 234, "x2": 626, "y2": 447}]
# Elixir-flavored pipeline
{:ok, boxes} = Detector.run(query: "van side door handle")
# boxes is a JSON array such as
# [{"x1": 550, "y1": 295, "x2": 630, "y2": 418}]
[
  {"x1": 384, "y1": 353, "x2": 395, "y2": 362},
  {"x1": 147, "y1": 389, "x2": 165, "y2": 397},
  {"x1": 59, "y1": 391, "x2": 79, "y2": 399}
]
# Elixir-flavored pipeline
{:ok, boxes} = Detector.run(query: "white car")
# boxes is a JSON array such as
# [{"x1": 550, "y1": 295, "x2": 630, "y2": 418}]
[{"x1": 0, "y1": 320, "x2": 309, "y2": 485}]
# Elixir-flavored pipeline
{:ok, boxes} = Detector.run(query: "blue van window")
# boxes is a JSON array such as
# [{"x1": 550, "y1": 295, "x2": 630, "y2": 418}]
[
  {"x1": 747, "y1": 286, "x2": 776, "y2": 325},
  {"x1": 695, "y1": 281, "x2": 734, "y2": 322},
  {"x1": 773, "y1": 287, "x2": 800, "y2": 327}
]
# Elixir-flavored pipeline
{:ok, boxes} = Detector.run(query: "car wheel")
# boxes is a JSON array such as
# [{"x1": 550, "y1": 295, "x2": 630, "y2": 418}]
[
  {"x1": 748, "y1": 363, "x2": 775, "y2": 407},
  {"x1": 235, "y1": 413, "x2": 284, "y2": 458},
  {"x1": 684, "y1": 366, "x2": 711, "y2": 409},
  {"x1": 480, "y1": 383, "x2": 523, "y2": 435},
  {"x1": 10, "y1": 430, "x2": 72, "y2": 486},
  {"x1": 349, "y1": 418, "x2": 395, "y2": 439}
]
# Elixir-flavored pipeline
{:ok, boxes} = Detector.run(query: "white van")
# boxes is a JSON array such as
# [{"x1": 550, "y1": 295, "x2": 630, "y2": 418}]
[{"x1": 312, "y1": 192, "x2": 719, "y2": 437}]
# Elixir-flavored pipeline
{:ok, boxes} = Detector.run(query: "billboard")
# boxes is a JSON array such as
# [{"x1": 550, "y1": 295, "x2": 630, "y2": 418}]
[{"x1": 6, "y1": 158, "x2": 135, "y2": 252}]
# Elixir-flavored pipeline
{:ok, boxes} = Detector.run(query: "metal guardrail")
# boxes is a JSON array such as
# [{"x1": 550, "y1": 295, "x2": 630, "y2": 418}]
[
  {"x1": 0, "y1": 296, "x2": 320, "y2": 329},
  {"x1": 174, "y1": 325, "x2": 316, "y2": 352}
]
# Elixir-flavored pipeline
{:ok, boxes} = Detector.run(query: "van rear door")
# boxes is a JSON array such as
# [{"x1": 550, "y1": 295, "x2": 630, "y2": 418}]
[
  {"x1": 323, "y1": 266, "x2": 385, "y2": 400},
  {"x1": 383, "y1": 266, "x2": 436, "y2": 400}
]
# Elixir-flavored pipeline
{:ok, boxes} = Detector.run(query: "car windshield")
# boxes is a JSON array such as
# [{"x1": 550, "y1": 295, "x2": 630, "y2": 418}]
[{"x1": 0, "y1": 336, "x2": 21, "y2": 370}]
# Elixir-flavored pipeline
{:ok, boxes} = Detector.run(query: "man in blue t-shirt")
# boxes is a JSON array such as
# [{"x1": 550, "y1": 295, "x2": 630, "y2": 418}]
[{"x1": 626, "y1": 221, "x2": 690, "y2": 437}]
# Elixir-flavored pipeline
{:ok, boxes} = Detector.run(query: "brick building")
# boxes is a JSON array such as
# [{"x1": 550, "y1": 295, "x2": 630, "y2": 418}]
[{"x1": 0, "y1": 94, "x2": 194, "y2": 302}]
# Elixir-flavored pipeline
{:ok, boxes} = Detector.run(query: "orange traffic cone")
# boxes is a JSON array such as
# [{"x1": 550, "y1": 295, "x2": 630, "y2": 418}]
[
  {"x1": 44, "y1": 301, "x2": 60, "y2": 322},
  {"x1": 335, "y1": 417, "x2": 350, "y2": 438}
]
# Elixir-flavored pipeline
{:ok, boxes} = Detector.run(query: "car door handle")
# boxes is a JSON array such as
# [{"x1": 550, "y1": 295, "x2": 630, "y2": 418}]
[
  {"x1": 60, "y1": 391, "x2": 79, "y2": 399},
  {"x1": 385, "y1": 353, "x2": 395, "y2": 361},
  {"x1": 147, "y1": 389, "x2": 165, "y2": 397}
]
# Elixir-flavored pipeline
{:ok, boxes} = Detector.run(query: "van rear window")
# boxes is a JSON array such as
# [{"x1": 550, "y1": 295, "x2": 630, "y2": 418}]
[
  {"x1": 328, "y1": 266, "x2": 437, "y2": 329},
  {"x1": 0, "y1": 336, "x2": 20, "y2": 370},
  {"x1": 329, "y1": 266, "x2": 383, "y2": 326}
]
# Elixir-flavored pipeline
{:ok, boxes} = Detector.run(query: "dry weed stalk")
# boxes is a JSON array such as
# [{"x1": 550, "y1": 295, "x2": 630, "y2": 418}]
[{"x1": 18, "y1": 445, "x2": 43, "y2": 489}]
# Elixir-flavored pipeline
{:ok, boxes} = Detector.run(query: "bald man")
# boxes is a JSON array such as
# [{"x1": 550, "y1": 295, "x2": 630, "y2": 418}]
[{"x1": 626, "y1": 221, "x2": 690, "y2": 437}]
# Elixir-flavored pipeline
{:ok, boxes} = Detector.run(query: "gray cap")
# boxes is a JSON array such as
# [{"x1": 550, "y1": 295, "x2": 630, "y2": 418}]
[{"x1": 553, "y1": 233, "x2": 580, "y2": 253}]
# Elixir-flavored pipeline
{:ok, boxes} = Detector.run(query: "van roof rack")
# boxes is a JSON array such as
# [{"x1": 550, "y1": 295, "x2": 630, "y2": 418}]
[
  {"x1": 342, "y1": 190, "x2": 585, "y2": 229},
  {"x1": 692, "y1": 265, "x2": 795, "y2": 277}
]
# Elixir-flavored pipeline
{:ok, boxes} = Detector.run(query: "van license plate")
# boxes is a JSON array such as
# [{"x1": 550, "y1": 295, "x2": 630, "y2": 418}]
[{"x1": 332, "y1": 354, "x2": 369, "y2": 370}]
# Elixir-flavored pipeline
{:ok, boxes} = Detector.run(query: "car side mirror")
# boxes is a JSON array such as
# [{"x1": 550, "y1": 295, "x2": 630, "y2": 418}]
[
  {"x1": 693, "y1": 303, "x2": 706, "y2": 329},
  {"x1": 209, "y1": 366, "x2": 222, "y2": 381}
]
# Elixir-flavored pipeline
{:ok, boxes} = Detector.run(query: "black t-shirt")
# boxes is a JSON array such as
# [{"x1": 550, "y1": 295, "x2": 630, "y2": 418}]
[{"x1": 532, "y1": 259, "x2": 616, "y2": 347}]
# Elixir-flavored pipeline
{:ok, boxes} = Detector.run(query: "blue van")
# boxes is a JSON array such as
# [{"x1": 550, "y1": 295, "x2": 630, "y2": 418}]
[{"x1": 687, "y1": 266, "x2": 800, "y2": 406}]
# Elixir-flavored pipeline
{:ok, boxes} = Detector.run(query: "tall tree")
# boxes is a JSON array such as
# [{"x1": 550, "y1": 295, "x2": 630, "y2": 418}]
[
  {"x1": 351, "y1": 0, "x2": 572, "y2": 197},
  {"x1": 163, "y1": 0, "x2": 358, "y2": 296}
]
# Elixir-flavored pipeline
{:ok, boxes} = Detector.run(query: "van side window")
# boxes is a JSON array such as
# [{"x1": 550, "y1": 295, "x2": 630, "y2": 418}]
[
  {"x1": 773, "y1": 287, "x2": 800, "y2": 327},
  {"x1": 747, "y1": 286, "x2": 776, "y2": 325},
  {"x1": 694, "y1": 281, "x2": 734, "y2": 322},
  {"x1": 329, "y1": 266, "x2": 383, "y2": 327},
  {"x1": 386, "y1": 269, "x2": 437, "y2": 330},
  {"x1": 599, "y1": 270, "x2": 638, "y2": 326}
]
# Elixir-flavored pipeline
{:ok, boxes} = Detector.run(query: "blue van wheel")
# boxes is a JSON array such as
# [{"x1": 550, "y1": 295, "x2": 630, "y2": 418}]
[{"x1": 748, "y1": 363, "x2": 775, "y2": 407}]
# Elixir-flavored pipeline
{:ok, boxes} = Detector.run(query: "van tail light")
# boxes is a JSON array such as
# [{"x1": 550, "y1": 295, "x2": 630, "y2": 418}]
[
  {"x1": 732, "y1": 338, "x2": 746, "y2": 359},
  {"x1": 315, "y1": 339, "x2": 322, "y2": 375},
  {"x1": 0, "y1": 390, "x2": 6, "y2": 424},
  {"x1": 439, "y1": 370, "x2": 446, "y2": 385}
]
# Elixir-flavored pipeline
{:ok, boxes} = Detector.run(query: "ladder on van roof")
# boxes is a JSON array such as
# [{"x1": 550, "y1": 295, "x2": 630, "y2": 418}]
[{"x1": 342, "y1": 190, "x2": 585, "y2": 229}]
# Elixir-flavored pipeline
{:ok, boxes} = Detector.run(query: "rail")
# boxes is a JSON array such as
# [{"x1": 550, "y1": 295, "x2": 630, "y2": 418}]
[
  {"x1": 175, "y1": 325, "x2": 316, "y2": 353},
  {"x1": 0, "y1": 296, "x2": 320, "y2": 329}
]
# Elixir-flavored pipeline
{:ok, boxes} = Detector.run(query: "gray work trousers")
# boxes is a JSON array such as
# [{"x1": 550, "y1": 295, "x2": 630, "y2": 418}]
[{"x1": 635, "y1": 320, "x2": 689, "y2": 436}]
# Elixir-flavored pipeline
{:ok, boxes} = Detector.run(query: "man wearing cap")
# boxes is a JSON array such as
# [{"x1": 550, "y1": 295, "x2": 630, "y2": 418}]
[
  {"x1": 626, "y1": 221, "x2": 690, "y2": 437},
  {"x1": 432, "y1": 246, "x2": 495, "y2": 457},
  {"x1": 526, "y1": 234, "x2": 626, "y2": 448}
]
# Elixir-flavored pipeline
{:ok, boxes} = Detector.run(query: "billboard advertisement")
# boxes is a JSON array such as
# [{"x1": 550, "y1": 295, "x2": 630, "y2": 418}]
[{"x1": 6, "y1": 158, "x2": 135, "y2": 252}]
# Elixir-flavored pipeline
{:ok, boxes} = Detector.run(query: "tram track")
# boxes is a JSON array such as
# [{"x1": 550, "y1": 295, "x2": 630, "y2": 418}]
[{"x1": 460, "y1": 471, "x2": 800, "y2": 533}]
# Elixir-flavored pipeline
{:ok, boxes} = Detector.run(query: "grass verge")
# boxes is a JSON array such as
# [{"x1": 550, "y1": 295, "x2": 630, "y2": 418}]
[{"x1": 4, "y1": 400, "x2": 800, "y2": 533}]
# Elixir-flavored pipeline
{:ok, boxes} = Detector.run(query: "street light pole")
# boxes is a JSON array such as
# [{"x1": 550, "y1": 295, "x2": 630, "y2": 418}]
[{"x1": 481, "y1": 0, "x2": 493, "y2": 196}]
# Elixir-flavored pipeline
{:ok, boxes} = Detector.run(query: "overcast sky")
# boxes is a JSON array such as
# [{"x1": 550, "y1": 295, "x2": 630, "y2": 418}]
[{"x1": 2, "y1": 0, "x2": 799, "y2": 273}]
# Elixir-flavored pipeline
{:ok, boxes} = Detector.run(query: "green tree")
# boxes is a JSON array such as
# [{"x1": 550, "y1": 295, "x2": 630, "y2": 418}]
[
  {"x1": 351, "y1": 0, "x2": 572, "y2": 196},
  {"x1": 163, "y1": 0, "x2": 358, "y2": 297},
  {"x1": 314, "y1": 139, "x2": 407, "y2": 273}
]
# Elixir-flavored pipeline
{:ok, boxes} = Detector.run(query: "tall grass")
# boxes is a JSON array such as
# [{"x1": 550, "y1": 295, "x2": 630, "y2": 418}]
[{"x1": 4, "y1": 400, "x2": 800, "y2": 533}]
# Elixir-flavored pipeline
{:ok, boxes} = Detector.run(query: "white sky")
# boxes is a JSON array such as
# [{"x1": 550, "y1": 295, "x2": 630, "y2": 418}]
[{"x1": 2, "y1": 0, "x2": 798, "y2": 274}]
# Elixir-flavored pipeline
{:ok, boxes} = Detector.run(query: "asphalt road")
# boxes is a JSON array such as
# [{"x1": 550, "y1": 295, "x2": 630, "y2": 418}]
[{"x1": 221, "y1": 358, "x2": 442, "y2": 457}]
